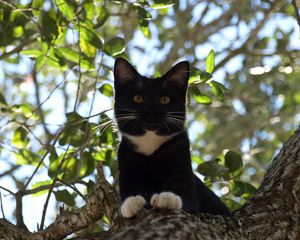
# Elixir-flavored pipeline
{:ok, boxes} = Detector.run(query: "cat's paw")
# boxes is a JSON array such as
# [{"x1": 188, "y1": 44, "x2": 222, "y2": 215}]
[
  {"x1": 120, "y1": 195, "x2": 146, "y2": 218},
  {"x1": 150, "y1": 192, "x2": 182, "y2": 210}
]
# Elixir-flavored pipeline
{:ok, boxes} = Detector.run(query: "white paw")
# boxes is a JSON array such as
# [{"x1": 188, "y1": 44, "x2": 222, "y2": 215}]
[
  {"x1": 120, "y1": 195, "x2": 146, "y2": 218},
  {"x1": 150, "y1": 192, "x2": 182, "y2": 210}
]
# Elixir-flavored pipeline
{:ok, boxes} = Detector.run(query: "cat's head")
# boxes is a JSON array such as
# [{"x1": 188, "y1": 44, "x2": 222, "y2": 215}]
[{"x1": 113, "y1": 58, "x2": 189, "y2": 136}]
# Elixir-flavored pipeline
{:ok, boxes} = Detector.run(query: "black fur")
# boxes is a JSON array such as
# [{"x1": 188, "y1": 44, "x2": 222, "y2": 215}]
[{"x1": 114, "y1": 58, "x2": 231, "y2": 216}]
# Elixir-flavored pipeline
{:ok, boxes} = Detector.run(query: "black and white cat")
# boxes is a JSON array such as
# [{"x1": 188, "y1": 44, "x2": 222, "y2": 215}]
[{"x1": 113, "y1": 58, "x2": 230, "y2": 218}]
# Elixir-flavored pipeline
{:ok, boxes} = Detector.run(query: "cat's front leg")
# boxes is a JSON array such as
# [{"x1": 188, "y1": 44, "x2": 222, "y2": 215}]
[
  {"x1": 120, "y1": 195, "x2": 146, "y2": 218},
  {"x1": 150, "y1": 192, "x2": 182, "y2": 210}
]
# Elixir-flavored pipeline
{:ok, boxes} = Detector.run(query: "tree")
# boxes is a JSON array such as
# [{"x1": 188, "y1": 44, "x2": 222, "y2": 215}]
[{"x1": 0, "y1": 0, "x2": 299, "y2": 239}]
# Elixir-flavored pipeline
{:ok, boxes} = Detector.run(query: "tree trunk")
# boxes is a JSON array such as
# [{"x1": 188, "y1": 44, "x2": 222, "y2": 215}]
[{"x1": 110, "y1": 128, "x2": 300, "y2": 240}]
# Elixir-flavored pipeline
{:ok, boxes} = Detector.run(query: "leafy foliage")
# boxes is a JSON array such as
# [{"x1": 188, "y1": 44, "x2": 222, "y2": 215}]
[{"x1": 0, "y1": 0, "x2": 298, "y2": 235}]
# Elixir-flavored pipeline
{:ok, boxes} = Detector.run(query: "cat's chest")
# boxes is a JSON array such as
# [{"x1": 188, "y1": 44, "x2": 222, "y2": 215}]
[{"x1": 123, "y1": 131, "x2": 172, "y2": 156}]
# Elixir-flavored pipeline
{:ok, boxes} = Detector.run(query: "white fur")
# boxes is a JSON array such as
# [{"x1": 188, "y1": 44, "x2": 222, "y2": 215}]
[
  {"x1": 123, "y1": 130, "x2": 173, "y2": 156},
  {"x1": 150, "y1": 192, "x2": 182, "y2": 209},
  {"x1": 121, "y1": 195, "x2": 146, "y2": 218}
]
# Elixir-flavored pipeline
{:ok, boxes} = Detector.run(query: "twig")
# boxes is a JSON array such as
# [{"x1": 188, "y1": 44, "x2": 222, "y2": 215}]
[
  {"x1": 25, "y1": 68, "x2": 71, "y2": 123},
  {"x1": 32, "y1": 68, "x2": 51, "y2": 142},
  {"x1": 292, "y1": 0, "x2": 300, "y2": 35},
  {"x1": 15, "y1": 191, "x2": 28, "y2": 231},
  {"x1": 0, "y1": 162, "x2": 125, "y2": 239},
  {"x1": 58, "y1": 180, "x2": 86, "y2": 200},
  {"x1": 0, "y1": 186, "x2": 14, "y2": 195},
  {"x1": 0, "y1": 165, "x2": 20, "y2": 178},
  {"x1": 88, "y1": 53, "x2": 104, "y2": 117},
  {"x1": 0, "y1": 192, "x2": 6, "y2": 219},
  {"x1": 0, "y1": 38, "x2": 37, "y2": 60},
  {"x1": 40, "y1": 145, "x2": 70, "y2": 230},
  {"x1": 23, "y1": 127, "x2": 65, "y2": 190},
  {"x1": 214, "y1": 0, "x2": 285, "y2": 71},
  {"x1": 73, "y1": 22, "x2": 83, "y2": 111}
]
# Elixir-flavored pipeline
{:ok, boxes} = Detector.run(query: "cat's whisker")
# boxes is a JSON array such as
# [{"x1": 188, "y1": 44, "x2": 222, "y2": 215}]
[
  {"x1": 94, "y1": 120, "x2": 114, "y2": 134},
  {"x1": 114, "y1": 108, "x2": 139, "y2": 113},
  {"x1": 167, "y1": 117, "x2": 185, "y2": 124},
  {"x1": 166, "y1": 114, "x2": 186, "y2": 120},
  {"x1": 94, "y1": 120, "x2": 112, "y2": 130},
  {"x1": 115, "y1": 116, "x2": 138, "y2": 122},
  {"x1": 117, "y1": 119, "x2": 135, "y2": 129},
  {"x1": 166, "y1": 117, "x2": 184, "y2": 129},
  {"x1": 99, "y1": 123, "x2": 112, "y2": 134},
  {"x1": 167, "y1": 111, "x2": 186, "y2": 114},
  {"x1": 162, "y1": 121, "x2": 171, "y2": 133}
]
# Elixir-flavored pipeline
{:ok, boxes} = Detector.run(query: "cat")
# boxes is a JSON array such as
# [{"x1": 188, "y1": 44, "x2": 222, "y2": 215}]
[{"x1": 113, "y1": 58, "x2": 231, "y2": 218}]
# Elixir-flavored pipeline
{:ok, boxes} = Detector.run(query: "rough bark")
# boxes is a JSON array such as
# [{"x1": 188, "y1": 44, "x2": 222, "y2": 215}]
[{"x1": 1, "y1": 128, "x2": 299, "y2": 239}]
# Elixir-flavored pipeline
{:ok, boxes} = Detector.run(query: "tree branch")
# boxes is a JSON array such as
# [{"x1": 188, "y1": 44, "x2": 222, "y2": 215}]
[
  {"x1": 214, "y1": 0, "x2": 285, "y2": 71},
  {"x1": 292, "y1": 0, "x2": 300, "y2": 31},
  {"x1": 0, "y1": 163, "x2": 125, "y2": 240}
]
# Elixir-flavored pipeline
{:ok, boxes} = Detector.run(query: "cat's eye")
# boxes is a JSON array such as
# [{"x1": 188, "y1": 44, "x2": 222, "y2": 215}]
[
  {"x1": 160, "y1": 96, "x2": 170, "y2": 105},
  {"x1": 133, "y1": 94, "x2": 144, "y2": 103}
]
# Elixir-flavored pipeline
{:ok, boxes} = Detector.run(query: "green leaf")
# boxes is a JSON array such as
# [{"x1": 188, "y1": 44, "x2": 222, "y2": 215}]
[
  {"x1": 94, "y1": 6, "x2": 109, "y2": 28},
  {"x1": 79, "y1": 38, "x2": 96, "y2": 57},
  {"x1": 135, "y1": 6, "x2": 152, "y2": 20},
  {"x1": 206, "y1": 49, "x2": 215, "y2": 74},
  {"x1": 57, "y1": 47, "x2": 78, "y2": 62},
  {"x1": 66, "y1": 111, "x2": 84, "y2": 123},
  {"x1": 139, "y1": 19, "x2": 151, "y2": 38},
  {"x1": 41, "y1": 11, "x2": 58, "y2": 41},
  {"x1": 189, "y1": 67, "x2": 201, "y2": 83},
  {"x1": 0, "y1": 92, "x2": 8, "y2": 106},
  {"x1": 12, "y1": 103, "x2": 37, "y2": 119},
  {"x1": 209, "y1": 81, "x2": 224, "y2": 101},
  {"x1": 82, "y1": 0, "x2": 95, "y2": 21},
  {"x1": 35, "y1": 55, "x2": 47, "y2": 71},
  {"x1": 79, "y1": 25, "x2": 103, "y2": 50},
  {"x1": 15, "y1": 149, "x2": 40, "y2": 165},
  {"x1": 21, "y1": 49, "x2": 42, "y2": 58},
  {"x1": 59, "y1": 112, "x2": 90, "y2": 147},
  {"x1": 211, "y1": 81, "x2": 228, "y2": 92},
  {"x1": 32, "y1": 0, "x2": 46, "y2": 16},
  {"x1": 231, "y1": 181, "x2": 256, "y2": 197},
  {"x1": 193, "y1": 94, "x2": 212, "y2": 105},
  {"x1": 80, "y1": 151, "x2": 96, "y2": 177},
  {"x1": 31, "y1": 180, "x2": 52, "y2": 196},
  {"x1": 12, "y1": 127, "x2": 29, "y2": 149},
  {"x1": 12, "y1": 26, "x2": 24, "y2": 38},
  {"x1": 54, "y1": 189, "x2": 75, "y2": 206},
  {"x1": 20, "y1": 103, "x2": 36, "y2": 118},
  {"x1": 224, "y1": 150, "x2": 243, "y2": 173},
  {"x1": 199, "y1": 71, "x2": 213, "y2": 82},
  {"x1": 49, "y1": 150, "x2": 78, "y2": 179},
  {"x1": 152, "y1": 0, "x2": 175, "y2": 9},
  {"x1": 104, "y1": 37, "x2": 126, "y2": 57},
  {"x1": 48, "y1": 48, "x2": 67, "y2": 69},
  {"x1": 221, "y1": 197, "x2": 242, "y2": 211},
  {"x1": 99, "y1": 83, "x2": 113, "y2": 97},
  {"x1": 54, "y1": 0, "x2": 76, "y2": 21},
  {"x1": 57, "y1": 47, "x2": 95, "y2": 70},
  {"x1": 197, "y1": 160, "x2": 228, "y2": 177}
]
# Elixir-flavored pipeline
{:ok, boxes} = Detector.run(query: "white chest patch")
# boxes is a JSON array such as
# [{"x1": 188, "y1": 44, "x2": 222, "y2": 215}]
[{"x1": 123, "y1": 131, "x2": 173, "y2": 156}]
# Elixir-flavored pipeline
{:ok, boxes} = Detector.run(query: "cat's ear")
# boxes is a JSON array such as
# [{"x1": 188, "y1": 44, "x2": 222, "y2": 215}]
[
  {"x1": 162, "y1": 61, "x2": 190, "y2": 88},
  {"x1": 114, "y1": 58, "x2": 140, "y2": 87}
]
